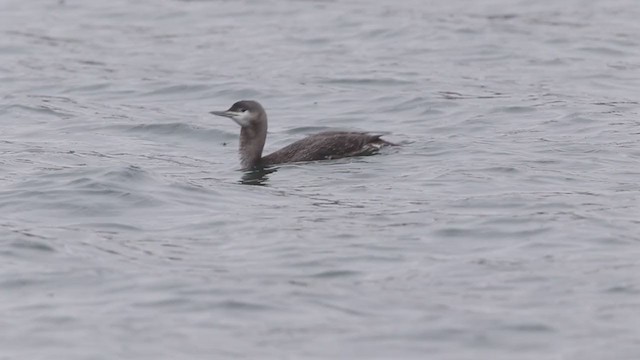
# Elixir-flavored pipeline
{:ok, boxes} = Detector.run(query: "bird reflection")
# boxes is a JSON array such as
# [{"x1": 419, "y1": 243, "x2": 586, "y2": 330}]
[{"x1": 239, "y1": 166, "x2": 278, "y2": 186}]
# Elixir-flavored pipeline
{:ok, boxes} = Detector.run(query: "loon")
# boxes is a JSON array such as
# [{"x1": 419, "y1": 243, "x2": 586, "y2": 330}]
[{"x1": 210, "y1": 100, "x2": 394, "y2": 170}]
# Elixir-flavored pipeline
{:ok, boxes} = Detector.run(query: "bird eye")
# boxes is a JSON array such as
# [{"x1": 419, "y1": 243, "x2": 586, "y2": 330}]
[{"x1": 238, "y1": 108, "x2": 246, "y2": 112}]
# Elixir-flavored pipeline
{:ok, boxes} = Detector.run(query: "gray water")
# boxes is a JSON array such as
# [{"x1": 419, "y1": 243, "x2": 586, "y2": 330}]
[{"x1": 1, "y1": 0, "x2": 640, "y2": 359}]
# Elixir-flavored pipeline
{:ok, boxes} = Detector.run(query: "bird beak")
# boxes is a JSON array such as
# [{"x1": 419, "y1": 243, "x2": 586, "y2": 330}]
[
  {"x1": 210, "y1": 110, "x2": 237, "y2": 118},
  {"x1": 210, "y1": 109, "x2": 251, "y2": 127}
]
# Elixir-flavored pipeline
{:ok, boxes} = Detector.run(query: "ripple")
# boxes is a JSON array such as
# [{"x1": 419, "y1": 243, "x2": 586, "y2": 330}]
[
  {"x1": 2, "y1": 104, "x2": 72, "y2": 118},
  {"x1": 308, "y1": 270, "x2": 361, "y2": 278},
  {"x1": 10, "y1": 239, "x2": 56, "y2": 253},
  {"x1": 317, "y1": 77, "x2": 414, "y2": 86},
  {"x1": 125, "y1": 122, "x2": 231, "y2": 143},
  {"x1": 215, "y1": 300, "x2": 276, "y2": 311},
  {"x1": 141, "y1": 84, "x2": 211, "y2": 97}
]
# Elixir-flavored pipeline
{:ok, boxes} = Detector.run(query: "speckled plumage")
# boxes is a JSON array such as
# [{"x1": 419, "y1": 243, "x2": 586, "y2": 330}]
[{"x1": 211, "y1": 100, "x2": 394, "y2": 170}]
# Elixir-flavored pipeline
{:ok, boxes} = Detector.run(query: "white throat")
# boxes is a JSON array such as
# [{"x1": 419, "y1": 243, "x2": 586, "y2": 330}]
[{"x1": 231, "y1": 111, "x2": 252, "y2": 127}]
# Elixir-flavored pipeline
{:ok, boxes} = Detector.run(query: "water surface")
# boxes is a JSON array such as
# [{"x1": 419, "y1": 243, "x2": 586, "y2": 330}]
[{"x1": 1, "y1": 0, "x2": 640, "y2": 359}]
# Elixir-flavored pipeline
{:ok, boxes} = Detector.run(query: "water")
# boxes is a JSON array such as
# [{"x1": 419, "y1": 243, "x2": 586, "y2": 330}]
[{"x1": 1, "y1": 0, "x2": 639, "y2": 358}]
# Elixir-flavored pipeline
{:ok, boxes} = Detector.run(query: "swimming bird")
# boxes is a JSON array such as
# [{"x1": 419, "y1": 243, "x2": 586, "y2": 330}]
[{"x1": 210, "y1": 100, "x2": 394, "y2": 170}]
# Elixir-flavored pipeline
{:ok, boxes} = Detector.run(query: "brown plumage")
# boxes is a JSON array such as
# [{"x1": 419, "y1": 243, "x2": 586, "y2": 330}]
[{"x1": 210, "y1": 100, "x2": 395, "y2": 170}]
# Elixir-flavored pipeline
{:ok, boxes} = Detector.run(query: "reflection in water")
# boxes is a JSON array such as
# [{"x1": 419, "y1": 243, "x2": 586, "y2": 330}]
[{"x1": 240, "y1": 166, "x2": 278, "y2": 186}]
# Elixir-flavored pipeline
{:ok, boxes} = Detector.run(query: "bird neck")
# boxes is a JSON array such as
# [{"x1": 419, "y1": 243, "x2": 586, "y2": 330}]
[{"x1": 238, "y1": 114, "x2": 267, "y2": 169}]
